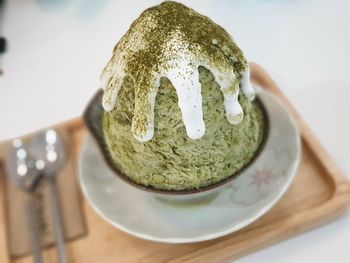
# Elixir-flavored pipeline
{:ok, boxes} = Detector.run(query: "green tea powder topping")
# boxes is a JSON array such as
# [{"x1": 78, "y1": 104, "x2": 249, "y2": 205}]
[{"x1": 101, "y1": 1, "x2": 255, "y2": 142}]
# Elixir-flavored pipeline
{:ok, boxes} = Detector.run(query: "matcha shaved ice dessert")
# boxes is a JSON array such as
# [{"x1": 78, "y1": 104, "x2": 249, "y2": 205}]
[{"x1": 100, "y1": 1, "x2": 267, "y2": 191}]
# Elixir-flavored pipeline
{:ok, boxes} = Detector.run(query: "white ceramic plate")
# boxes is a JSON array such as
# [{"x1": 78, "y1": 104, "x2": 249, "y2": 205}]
[{"x1": 79, "y1": 89, "x2": 300, "y2": 243}]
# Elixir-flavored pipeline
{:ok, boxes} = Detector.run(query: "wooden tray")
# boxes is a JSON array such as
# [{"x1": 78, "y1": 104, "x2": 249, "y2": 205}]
[{"x1": 0, "y1": 63, "x2": 349, "y2": 263}]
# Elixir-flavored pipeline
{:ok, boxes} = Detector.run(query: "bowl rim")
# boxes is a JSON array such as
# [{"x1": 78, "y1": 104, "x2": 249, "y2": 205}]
[{"x1": 83, "y1": 89, "x2": 270, "y2": 195}]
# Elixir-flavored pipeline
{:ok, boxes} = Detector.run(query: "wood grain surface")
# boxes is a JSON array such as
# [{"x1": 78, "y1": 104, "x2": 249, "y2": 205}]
[{"x1": 0, "y1": 63, "x2": 349, "y2": 263}]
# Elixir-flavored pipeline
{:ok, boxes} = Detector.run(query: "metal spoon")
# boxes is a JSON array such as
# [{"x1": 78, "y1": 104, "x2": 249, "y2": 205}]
[
  {"x1": 29, "y1": 129, "x2": 69, "y2": 263},
  {"x1": 5, "y1": 139, "x2": 43, "y2": 263}
]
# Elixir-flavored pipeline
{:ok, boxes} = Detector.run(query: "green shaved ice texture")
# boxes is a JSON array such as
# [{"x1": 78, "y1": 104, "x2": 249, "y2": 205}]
[{"x1": 103, "y1": 67, "x2": 266, "y2": 191}]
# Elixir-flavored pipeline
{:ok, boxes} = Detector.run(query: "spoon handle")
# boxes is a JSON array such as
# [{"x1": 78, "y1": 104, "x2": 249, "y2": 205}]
[
  {"x1": 48, "y1": 177, "x2": 69, "y2": 263},
  {"x1": 26, "y1": 194, "x2": 43, "y2": 263}
]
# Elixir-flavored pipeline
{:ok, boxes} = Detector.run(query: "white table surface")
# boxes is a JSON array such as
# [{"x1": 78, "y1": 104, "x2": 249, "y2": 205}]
[{"x1": 1, "y1": 0, "x2": 349, "y2": 262}]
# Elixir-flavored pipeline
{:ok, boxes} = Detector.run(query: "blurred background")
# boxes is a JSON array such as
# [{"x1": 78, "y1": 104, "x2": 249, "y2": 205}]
[{"x1": 0, "y1": 0, "x2": 349, "y2": 262}]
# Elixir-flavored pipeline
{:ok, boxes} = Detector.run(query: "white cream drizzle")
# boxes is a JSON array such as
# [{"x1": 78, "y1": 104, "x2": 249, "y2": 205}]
[
  {"x1": 100, "y1": 2, "x2": 255, "y2": 142},
  {"x1": 101, "y1": 62, "x2": 255, "y2": 142}
]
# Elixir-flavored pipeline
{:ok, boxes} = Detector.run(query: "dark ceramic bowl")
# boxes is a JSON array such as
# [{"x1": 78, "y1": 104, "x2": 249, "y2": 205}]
[{"x1": 83, "y1": 89, "x2": 269, "y2": 201}]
